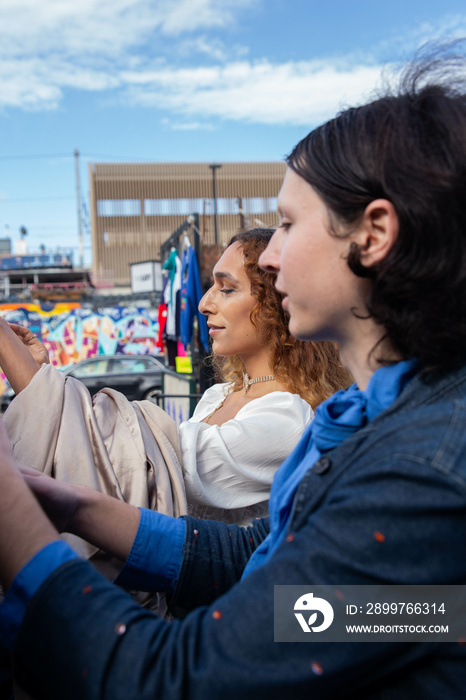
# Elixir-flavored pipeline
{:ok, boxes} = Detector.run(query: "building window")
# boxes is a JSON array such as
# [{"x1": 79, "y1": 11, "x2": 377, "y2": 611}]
[
  {"x1": 243, "y1": 197, "x2": 277, "y2": 215},
  {"x1": 96, "y1": 196, "x2": 275, "y2": 218},
  {"x1": 97, "y1": 200, "x2": 141, "y2": 217},
  {"x1": 144, "y1": 199, "x2": 204, "y2": 216}
]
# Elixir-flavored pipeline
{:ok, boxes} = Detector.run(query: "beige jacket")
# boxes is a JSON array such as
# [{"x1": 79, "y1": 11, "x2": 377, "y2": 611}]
[{"x1": 3, "y1": 363, "x2": 187, "y2": 579}]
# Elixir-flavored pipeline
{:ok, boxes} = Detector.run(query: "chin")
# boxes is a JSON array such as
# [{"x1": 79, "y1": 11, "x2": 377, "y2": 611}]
[
  {"x1": 289, "y1": 321, "x2": 324, "y2": 343},
  {"x1": 288, "y1": 320, "x2": 311, "y2": 342},
  {"x1": 211, "y1": 346, "x2": 229, "y2": 358}
]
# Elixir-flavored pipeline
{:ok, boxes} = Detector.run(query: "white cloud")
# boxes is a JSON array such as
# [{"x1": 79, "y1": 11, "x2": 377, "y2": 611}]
[
  {"x1": 164, "y1": 120, "x2": 217, "y2": 131},
  {"x1": 0, "y1": 0, "x2": 257, "y2": 110},
  {"x1": 0, "y1": 52, "x2": 386, "y2": 125},
  {"x1": 0, "y1": 0, "x2": 255, "y2": 58},
  {"x1": 156, "y1": 0, "x2": 254, "y2": 36},
  {"x1": 0, "y1": 57, "x2": 121, "y2": 111},
  {"x1": 122, "y1": 59, "x2": 386, "y2": 126},
  {"x1": 376, "y1": 13, "x2": 466, "y2": 57},
  {"x1": 176, "y1": 36, "x2": 228, "y2": 62},
  {"x1": 1, "y1": 0, "x2": 466, "y2": 127}
]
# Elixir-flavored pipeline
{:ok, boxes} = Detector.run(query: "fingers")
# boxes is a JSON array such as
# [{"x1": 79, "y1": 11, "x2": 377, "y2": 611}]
[
  {"x1": 6, "y1": 323, "x2": 49, "y2": 366},
  {"x1": 19, "y1": 465, "x2": 44, "y2": 478},
  {"x1": 8, "y1": 323, "x2": 37, "y2": 342}
]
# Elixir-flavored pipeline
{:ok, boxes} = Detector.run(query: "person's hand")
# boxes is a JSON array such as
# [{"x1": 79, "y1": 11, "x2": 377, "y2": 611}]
[
  {"x1": 7, "y1": 322, "x2": 50, "y2": 366},
  {"x1": 19, "y1": 466, "x2": 79, "y2": 533},
  {"x1": 0, "y1": 421, "x2": 59, "y2": 589}
]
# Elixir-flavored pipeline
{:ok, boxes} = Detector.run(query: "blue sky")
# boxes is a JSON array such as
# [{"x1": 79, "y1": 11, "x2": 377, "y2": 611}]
[{"x1": 1, "y1": 0, "x2": 466, "y2": 267}]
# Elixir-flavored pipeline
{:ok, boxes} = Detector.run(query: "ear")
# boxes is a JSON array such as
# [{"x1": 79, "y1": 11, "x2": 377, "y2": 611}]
[{"x1": 354, "y1": 199, "x2": 399, "y2": 267}]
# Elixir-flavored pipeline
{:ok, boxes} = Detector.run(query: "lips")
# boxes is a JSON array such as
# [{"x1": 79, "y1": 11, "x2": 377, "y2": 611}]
[{"x1": 207, "y1": 323, "x2": 225, "y2": 335}]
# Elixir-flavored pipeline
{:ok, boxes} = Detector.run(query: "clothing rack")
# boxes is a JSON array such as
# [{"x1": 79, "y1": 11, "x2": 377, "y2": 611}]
[
  {"x1": 160, "y1": 214, "x2": 200, "y2": 264},
  {"x1": 159, "y1": 212, "x2": 213, "y2": 393}
]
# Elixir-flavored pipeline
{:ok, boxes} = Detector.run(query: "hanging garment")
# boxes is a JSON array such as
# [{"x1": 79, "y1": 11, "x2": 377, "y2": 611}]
[
  {"x1": 180, "y1": 246, "x2": 209, "y2": 352},
  {"x1": 156, "y1": 302, "x2": 168, "y2": 351},
  {"x1": 163, "y1": 250, "x2": 182, "y2": 339}
]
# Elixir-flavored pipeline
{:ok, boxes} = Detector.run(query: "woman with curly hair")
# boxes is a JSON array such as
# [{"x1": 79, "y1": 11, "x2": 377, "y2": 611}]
[{"x1": 0, "y1": 228, "x2": 350, "y2": 538}]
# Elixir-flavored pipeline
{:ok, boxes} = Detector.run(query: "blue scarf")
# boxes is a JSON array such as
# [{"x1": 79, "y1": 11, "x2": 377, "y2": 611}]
[{"x1": 242, "y1": 359, "x2": 418, "y2": 578}]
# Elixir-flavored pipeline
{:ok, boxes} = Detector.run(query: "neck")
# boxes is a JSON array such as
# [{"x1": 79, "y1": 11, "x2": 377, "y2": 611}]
[
  {"x1": 240, "y1": 352, "x2": 274, "y2": 382},
  {"x1": 338, "y1": 329, "x2": 401, "y2": 391},
  {"x1": 237, "y1": 352, "x2": 283, "y2": 395},
  {"x1": 243, "y1": 371, "x2": 275, "y2": 394}
]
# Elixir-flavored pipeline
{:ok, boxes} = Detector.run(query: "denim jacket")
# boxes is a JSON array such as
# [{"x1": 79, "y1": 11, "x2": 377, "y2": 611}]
[{"x1": 12, "y1": 365, "x2": 466, "y2": 699}]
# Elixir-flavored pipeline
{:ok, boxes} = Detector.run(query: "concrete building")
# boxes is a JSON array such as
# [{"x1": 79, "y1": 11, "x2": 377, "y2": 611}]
[
  {"x1": 89, "y1": 161, "x2": 286, "y2": 286},
  {"x1": 0, "y1": 251, "x2": 93, "y2": 303}
]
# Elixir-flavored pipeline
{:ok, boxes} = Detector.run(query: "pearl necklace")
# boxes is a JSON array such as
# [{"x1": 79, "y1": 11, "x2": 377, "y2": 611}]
[{"x1": 242, "y1": 372, "x2": 275, "y2": 395}]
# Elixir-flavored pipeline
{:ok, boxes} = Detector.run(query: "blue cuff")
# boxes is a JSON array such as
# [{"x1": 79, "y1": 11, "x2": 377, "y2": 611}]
[
  {"x1": 115, "y1": 508, "x2": 186, "y2": 593},
  {"x1": 0, "y1": 540, "x2": 78, "y2": 653}
]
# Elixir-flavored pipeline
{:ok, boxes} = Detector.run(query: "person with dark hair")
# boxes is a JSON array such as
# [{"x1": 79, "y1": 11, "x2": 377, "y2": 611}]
[{"x1": 2, "y1": 44, "x2": 466, "y2": 699}]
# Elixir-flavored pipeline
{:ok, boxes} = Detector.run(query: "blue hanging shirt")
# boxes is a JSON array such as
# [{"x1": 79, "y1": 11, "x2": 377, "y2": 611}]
[{"x1": 180, "y1": 246, "x2": 209, "y2": 352}]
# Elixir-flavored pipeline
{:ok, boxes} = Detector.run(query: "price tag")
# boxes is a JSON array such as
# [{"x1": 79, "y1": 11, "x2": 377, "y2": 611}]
[{"x1": 175, "y1": 356, "x2": 193, "y2": 374}]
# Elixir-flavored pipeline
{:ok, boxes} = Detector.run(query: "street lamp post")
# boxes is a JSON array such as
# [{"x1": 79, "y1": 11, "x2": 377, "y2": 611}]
[
  {"x1": 209, "y1": 163, "x2": 222, "y2": 245},
  {"x1": 74, "y1": 148, "x2": 84, "y2": 268}
]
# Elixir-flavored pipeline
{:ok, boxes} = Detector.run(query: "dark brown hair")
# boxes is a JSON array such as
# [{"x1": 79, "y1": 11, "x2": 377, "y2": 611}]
[
  {"x1": 286, "y1": 42, "x2": 466, "y2": 376},
  {"x1": 213, "y1": 228, "x2": 352, "y2": 409}
]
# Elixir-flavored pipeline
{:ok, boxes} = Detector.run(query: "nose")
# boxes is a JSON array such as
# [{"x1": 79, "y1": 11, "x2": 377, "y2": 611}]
[
  {"x1": 199, "y1": 286, "x2": 215, "y2": 315},
  {"x1": 258, "y1": 228, "x2": 283, "y2": 273}
]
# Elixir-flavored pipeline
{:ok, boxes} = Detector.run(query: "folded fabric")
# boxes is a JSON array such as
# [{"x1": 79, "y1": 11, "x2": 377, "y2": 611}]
[{"x1": 3, "y1": 363, "x2": 187, "y2": 581}]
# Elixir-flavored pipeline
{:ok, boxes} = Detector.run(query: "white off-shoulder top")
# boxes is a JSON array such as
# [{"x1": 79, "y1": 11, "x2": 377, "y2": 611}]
[{"x1": 178, "y1": 383, "x2": 313, "y2": 526}]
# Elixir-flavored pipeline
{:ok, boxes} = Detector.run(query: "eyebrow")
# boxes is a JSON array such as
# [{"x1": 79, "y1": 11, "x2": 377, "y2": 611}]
[{"x1": 214, "y1": 271, "x2": 240, "y2": 284}]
